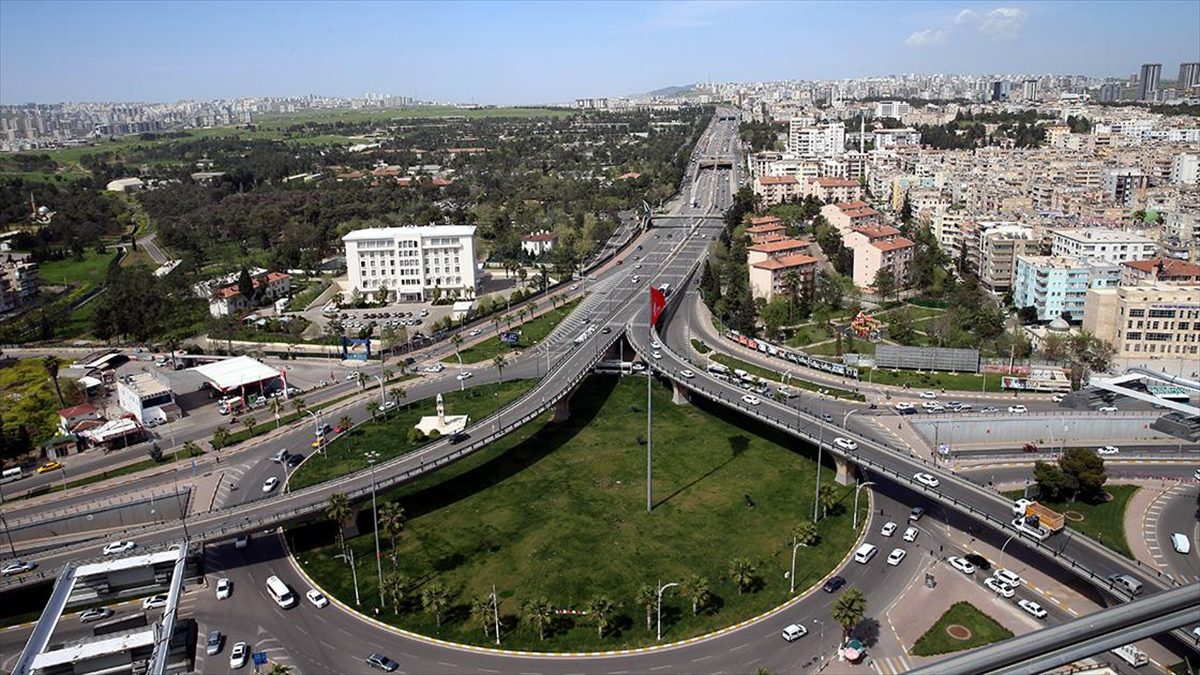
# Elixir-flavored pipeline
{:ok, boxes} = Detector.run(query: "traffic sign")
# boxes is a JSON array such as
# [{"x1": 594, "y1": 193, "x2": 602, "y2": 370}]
[{"x1": 252, "y1": 652, "x2": 268, "y2": 666}]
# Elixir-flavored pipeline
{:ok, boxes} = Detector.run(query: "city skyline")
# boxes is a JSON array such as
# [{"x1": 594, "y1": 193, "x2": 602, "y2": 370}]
[{"x1": 2, "y1": 0, "x2": 1198, "y2": 105}]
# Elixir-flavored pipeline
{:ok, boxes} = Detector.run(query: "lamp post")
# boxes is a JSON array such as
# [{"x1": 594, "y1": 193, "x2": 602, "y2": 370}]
[
  {"x1": 304, "y1": 410, "x2": 324, "y2": 454},
  {"x1": 373, "y1": 375, "x2": 386, "y2": 410},
  {"x1": 813, "y1": 619, "x2": 826, "y2": 668},
  {"x1": 0, "y1": 486, "x2": 17, "y2": 558},
  {"x1": 656, "y1": 580, "x2": 679, "y2": 641},
  {"x1": 812, "y1": 395, "x2": 826, "y2": 523},
  {"x1": 843, "y1": 408, "x2": 861, "y2": 428},
  {"x1": 853, "y1": 481, "x2": 876, "y2": 530},
  {"x1": 996, "y1": 533, "x2": 1017, "y2": 570},
  {"x1": 365, "y1": 451, "x2": 384, "y2": 607},
  {"x1": 790, "y1": 537, "x2": 806, "y2": 594},
  {"x1": 490, "y1": 584, "x2": 502, "y2": 645},
  {"x1": 335, "y1": 548, "x2": 360, "y2": 606},
  {"x1": 456, "y1": 352, "x2": 466, "y2": 392}
]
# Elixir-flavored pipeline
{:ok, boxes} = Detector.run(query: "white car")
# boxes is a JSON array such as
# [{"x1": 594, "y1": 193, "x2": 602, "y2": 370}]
[
  {"x1": 1007, "y1": 405, "x2": 1028, "y2": 414},
  {"x1": 984, "y1": 577, "x2": 1016, "y2": 598},
  {"x1": 887, "y1": 548, "x2": 907, "y2": 566},
  {"x1": 1018, "y1": 599, "x2": 1048, "y2": 619},
  {"x1": 948, "y1": 556, "x2": 976, "y2": 575},
  {"x1": 880, "y1": 521, "x2": 898, "y2": 537},
  {"x1": 2, "y1": 560, "x2": 36, "y2": 576},
  {"x1": 306, "y1": 589, "x2": 329, "y2": 608},
  {"x1": 262, "y1": 477, "x2": 279, "y2": 493},
  {"x1": 79, "y1": 607, "x2": 114, "y2": 623},
  {"x1": 652, "y1": 351, "x2": 662, "y2": 359},
  {"x1": 993, "y1": 569, "x2": 1022, "y2": 587},
  {"x1": 914, "y1": 472, "x2": 940, "y2": 488},
  {"x1": 741, "y1": 395, "x2": 761, "y2": 406},
  {"x1": 919, "y1": 391, "x2": 937, "y2": 399},
  {"x1": 679, "y1": 369, "x2": 695, "y2": 378},
  {"x1": 650, "y1": 340, "x2": 661, "y2": 349},
  {"x1": 216, "y1": 577, "x2": 232, "y2": 599},
  {"x1": 921, "y1": 401, "x2": 942, "y2": 411},
  {"x1": 142, "y1": 594, "x2": 169, "y2": 610},
  {"x1": 781, "y1": 623, "x2": 808, "y2": 642},
  {"x1": 102, "y1": 541, "x2": 136, "y2": 556},
  {"x1": 422, "y1": 364, "x2": 445, "y2": 373},
  {"x1": 229, "y1": 641, "x2": 249, "y2": 669},
  {"x1": 834, "y1": 437, "x2": 858, "y2": 451},
  {"x1": 1098, "y1": 405, "x2": 1119, "y2": 412},
  {"x1": 345, "y1": 373, "x2": 358, "y2": 381},
  {"x1": 1051, "y1": 394, "x2": 1065, "y2": 403},
  {"x1": 903, "y1": 527, "x2": 919, "y2": 542},
  {"x1": 456, "y1": 371, "x2": 472, "y2": 381},
  {"x1": 1096, "y1": 445, "x2": 1120, "y2": 455}
]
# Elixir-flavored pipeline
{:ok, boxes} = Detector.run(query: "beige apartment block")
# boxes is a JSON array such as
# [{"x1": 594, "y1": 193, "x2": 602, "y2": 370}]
[{"x1": 1083, "y1": 284, "x2": 1200, "y2": 358}]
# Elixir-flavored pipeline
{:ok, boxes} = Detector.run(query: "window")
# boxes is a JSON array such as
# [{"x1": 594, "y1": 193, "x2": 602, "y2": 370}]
[
  {"x1": 1128, "y1": 308, "x2": 1145, "y2": 317},
  {"x1": 1125, "y1": 332, "x2": 1142, "y2": 341},
  {"x1": 1145, "y1": 332, "x2": 1173, "y2": 342},
  {"x1": 1148, "y1": 309, "x2": 1176, "y2": 319}
]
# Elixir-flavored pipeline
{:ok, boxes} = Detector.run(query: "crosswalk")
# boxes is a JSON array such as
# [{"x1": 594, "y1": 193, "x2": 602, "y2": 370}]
[{"x1": 871, "y1": 654, "x2": 913, "y2": 674}]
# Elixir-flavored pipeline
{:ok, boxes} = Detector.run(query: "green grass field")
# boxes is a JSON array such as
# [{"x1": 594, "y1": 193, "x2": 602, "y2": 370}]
[
  {"x1": 288, "y1": 380, "x2": 535, "y2": 490},
  {"x1": 254, "y1": 106, "x2": 574, "y2": 128},
  {"x1": 866, "y1": 368, "x2": 1005, "y2": 393},
  {"x1": 1003, "y1": 484, "x2": 1139, "y2": 559},
  {"x1": 448, "y1": 298, "x2": 582, "y2": 365},
  {"x1": 911, "y1": 601, "x2": 1014, "y2": 656},
  {"x1": 291, "y1": 375, "x2": 865, "y2": 651},
  {"x1": 36, "y1": 250, "x2": 115, "y2": 291}
]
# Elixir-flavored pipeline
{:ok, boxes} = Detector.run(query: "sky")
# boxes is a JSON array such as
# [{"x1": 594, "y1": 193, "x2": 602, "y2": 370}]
[{"x1": 1, "y1": 0, "x2": 1198, "y2": 105}]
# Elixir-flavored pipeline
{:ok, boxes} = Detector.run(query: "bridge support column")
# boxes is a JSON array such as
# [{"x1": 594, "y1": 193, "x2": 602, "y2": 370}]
[
  {"x1": 341, "y1": 507, "x2": 362, "y2": 539},
  {"x1": 833, "y1": 456, "x2": 857, "y2": 486},
  {"x1": 552, "y1": 398, "x2": 571, "y2": 423},
  {"x1": 672, "y1": 381, "x2": 690, "y2": 406}
]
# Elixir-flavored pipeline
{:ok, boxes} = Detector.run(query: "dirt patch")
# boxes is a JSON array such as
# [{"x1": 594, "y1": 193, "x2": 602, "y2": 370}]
[
  {"x1": 946, "y1": 624, "x2": 973, "y2": 640},
  {"x1": 1064, "y1": 511, "x2": 1085, "y2": 522}
]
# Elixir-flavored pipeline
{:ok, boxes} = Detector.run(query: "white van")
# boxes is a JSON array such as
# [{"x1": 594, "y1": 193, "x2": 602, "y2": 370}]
[
  {"x1": 271, "y1": 449, "x2": 289, "y2": 464},
  {"x1": 854, "y1": 543, "x2": 878, "y2": 564},
  {"x1": 1170, "y1": 533, "x2": 1192, "y2": 555},
  {"x1": 265, "y1": 575, "x2": 297, "y2": 608}
]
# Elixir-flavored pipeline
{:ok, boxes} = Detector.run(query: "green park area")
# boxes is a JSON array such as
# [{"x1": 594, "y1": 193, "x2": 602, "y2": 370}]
[
  {"x1": 864, "y1": 368, "x2": 1006, "y2": 394},
  {"x1": 288, "y1": 380, "x2": 535, "y2": 490},
  {"x1": 911, "y1": 601, "x2": 1014, "y2": 656},
  {"x1": 291, "y1": 375, "x2": 864, "y2": 651},
  {"x1": 448, "y1": 297, "x2": 582, "y2": 365},
  {"x1": 37, "y1": 250, "x2": 115, "y2": 291},
  {"x1": 1004, "y1": 484, "x2": 1139, "y2": 559}
]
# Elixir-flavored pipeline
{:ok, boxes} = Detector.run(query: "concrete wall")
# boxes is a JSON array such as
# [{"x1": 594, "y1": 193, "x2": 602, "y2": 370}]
[
  {"x1": 10, "y1": 488, "x2": 191, "y2": 541},
  {"x1": 910, "y1": 412, "x2": 1174, "y2": 447}
]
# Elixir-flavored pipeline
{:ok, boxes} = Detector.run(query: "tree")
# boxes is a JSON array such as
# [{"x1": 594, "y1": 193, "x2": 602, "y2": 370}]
[
  {"x1": 470, "y1": 595, "x2": 497, "y2": 637},
  {"x1": 388, "y1": 385, "x2": 407, "y2": 409},
  {"x1": 210, "y1": 426, "x2": 231, "y2": 451},
  {"x1": 760, "y1": 297, "x2": 791, "y2": 341},
  {"x1": 523, "y1": 597, "x2": 554, "y2": 640},
  {"x1": 781, "y1": 270, "x2": 803, "y2": 321},
  {"x1": 337, "y1": 415, "x2": 352, "y2": 432},
  {"x1": 421, "y1": 582, "x2": 452, "y2": 628},
  {"x1": 378, "y1": 502, "x2": 406, "y2": 565},
  {"x1": 269, "y1": 398, "x2": 284, "y2": 428},
  {"x1": 832, "y1": 587, "x2": 867, "y2": 643},
  {"x1": 180, "y1": 440, "x2": 200, "y2": 458},
  {"x1": 326, "y1": 492, "x2": 351, "y2": 552},
  {"x1": 681, "y1": 574, "x2": 711, "y2": 616},
  {"x1": 147, "y1": 443, "x2": 164, "y2": 462},
  {"x1": 635, "y1": 584, "x2": 656, "y2": 633},
  {"x1": 382, "y1": 572, "x2": 408, "y2": 614},
  {"x1": 899, "y1": 193, "x2": 914, "y2": 227},
  {"x1": 356, "y1": 371, "x2": 368, "y2": 390},
  {"x1": 699, "y1": 259, "x2": 721, "y2": 306},
  {"x1": 291, "y1": 398, "x2": 307, "y2": 416},
  {"x1": 237, "y1": 267, "x2": 255, "y2": 302},
  {"x1": 791, "y1": 521, "x2": 819, "y2": 548},
  {"x1": 872, "y1": 267, "x2": 897, "y2": 303},
  {"x1": 729, "y1": 558, "x2": 757, "y2": 595},
  {"x1": 1066, "y1": 330, "x2": 1116, "y2": 386},
  {"x1": 451, "y1": 334, "x2": 463, "y2": 360},
  {"x1": 818, "y1": 484, "x2": 838, "y2": 520},
  {"x1": 242, "y1": 415, "x2": 257, "y2": 437},
  {"x1": 366, "y1": 400, "x2": 381, "y2": 420},
  {"x1": 43, "y1": 356, "x2": 65, "y2": 407},
  {"x1": 1033, "y1": 460, "x2": 1071, "y2": 502},
  {"x1": 885, "y1": 306, "x2": 916, "y2": 344},
  {"x1": 266, "y1": 664, "x2": 293, "y2": 675},
  {"x1": 493, "y1": 353, "x2": 507, "y2": 380},
  {"x1": 1059, "y1": 447, "x2": 1108, "y2": 502},
  {"x1": 587, "y1": 595, "x2": 617, "y2": 638}
]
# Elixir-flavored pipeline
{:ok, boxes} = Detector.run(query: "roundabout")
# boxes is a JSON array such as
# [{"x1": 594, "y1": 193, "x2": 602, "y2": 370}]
[{"x1": 287, "y1": 375, "x2": 868, "y2": 652}]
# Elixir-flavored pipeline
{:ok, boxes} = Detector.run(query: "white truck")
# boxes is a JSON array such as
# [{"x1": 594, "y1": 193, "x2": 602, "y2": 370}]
[{"x1": 1111, "y1": 644, "x2": 1148, "y2": 667}]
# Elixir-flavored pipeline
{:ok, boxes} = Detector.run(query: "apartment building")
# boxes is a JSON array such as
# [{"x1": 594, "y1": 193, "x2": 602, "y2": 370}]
[
  {"x1": 520, "y1": 231, "x2": 557, "y2": 257},
  {"x1": 0, "y1": 259, "x2": 38, "y2": 312},
  {"x1": 749, "y1": 252, "x2": 818, "y2": 302},
  {"x1": 872, "y1": 128, "x2": 921, "y2": 150},
  {"x1": 344, "y1": 225, "x2": 478, "y2": 303},
  {"x1": 1120, "y1": 258, "x2": 1200, "y2": 286},
  {"x1": 787, "y1": 121, "x2": 844, "y2": 159},
  {"x1": 976, "y1": 223, "x2": 1040, "y2": 292},
  {"x1": 844, "y1": 225, "x2": 915, "y2": 290},
  {"x1": 209, "y1": 271, "x2": 292, "y2": 318},
  {"x1": 1102, "y1": 169, "x2": 1150, "y2": 206},
  {"x1": 820, "y1": 201, "x2": 882, "y2": 236},
  {"x1": 1083, "y1": 283, "x2": 1199, "y2": 358},
  {"x1": 1049, "y1": 228, "x2": 1158, "y2": 263},
  {"x1": 746, "y1": 216, "x2": 787, "y2": 244},
  {"x1": 805, "y1": 177, "x2": 863, "y2": 203},
  {"x1": 1013, "y1": 256, "x2": 1121, "y2": 322},
  {"x1": 753, "y1": 175, "x2": 804, "y2": 205}
]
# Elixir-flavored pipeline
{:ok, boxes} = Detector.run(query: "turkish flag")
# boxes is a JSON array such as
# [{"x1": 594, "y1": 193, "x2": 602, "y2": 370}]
[{"x1": 650, "y1": 287, "x2": 666, "y2": 326}]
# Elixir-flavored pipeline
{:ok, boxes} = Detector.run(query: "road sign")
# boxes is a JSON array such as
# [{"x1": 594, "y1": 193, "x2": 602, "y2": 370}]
[{"x1": 252, "y1": 652, "x2": 268, "y2": 666}]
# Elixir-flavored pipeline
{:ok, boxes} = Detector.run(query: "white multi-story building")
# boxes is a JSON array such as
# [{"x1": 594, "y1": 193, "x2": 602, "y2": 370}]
[
  {"x1": 1013, "y1": 256, "x2": 1121, "y2": 322},
  {"x1": 1171, "y1": 153, "x2": 1198, "y2": 186},
  {"x1": 787, "y1": 121, "x2": 844, "y2": 159},
  {"x1": 343, "y1": 225, "x2": 478, "y2": 302},
  {"x1": 1049, "y1": 228, "x2": 1158, "y2": 264}
]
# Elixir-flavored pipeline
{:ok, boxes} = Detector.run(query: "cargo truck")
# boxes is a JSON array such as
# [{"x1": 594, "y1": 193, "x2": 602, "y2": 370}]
[{"x1": 1012, "y1": 499, "x2": 1064, "y2": 533}]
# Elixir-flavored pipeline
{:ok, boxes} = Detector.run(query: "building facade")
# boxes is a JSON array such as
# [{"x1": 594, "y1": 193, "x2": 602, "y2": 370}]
[
  {"x1": 343, "y1": 225, "x2": 478, "y2": 302},
  {"x1": 844, "y1": 225, "x2": 915, "y2": 290},
  {"x1": 1013, "y1": 256, "x2": 1121, "y2": 322},
  {"x1": 1083, "y1": 283, "x2": 1199, "y2": 358},
  {"x1": 1119, "y1": 258, "x2": 1200, "y2": 286},
  {"x1": 753, "y1": 175, "x2": 803, "y2": 205},
  {"x1": 1049, "y1": 228, "x2": 1158, "y2": 264}
]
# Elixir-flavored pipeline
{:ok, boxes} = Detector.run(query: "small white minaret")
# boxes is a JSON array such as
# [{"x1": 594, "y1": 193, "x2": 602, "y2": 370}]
[{"x1": 859, "y1": 115, "x2": 865, "y2": 153}]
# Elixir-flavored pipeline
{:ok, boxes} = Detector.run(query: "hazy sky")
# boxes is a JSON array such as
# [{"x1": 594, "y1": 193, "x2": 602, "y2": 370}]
[{"x1": 1, "y1": 1, "x2": 1198, "y2": 104}]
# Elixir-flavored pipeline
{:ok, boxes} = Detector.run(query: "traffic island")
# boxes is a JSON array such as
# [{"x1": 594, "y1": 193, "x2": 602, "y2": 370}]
[
  {"x1": 289, "y1": 375, "x2": 864, "y2": 652},
  {"x1": 911, "y1": 602, "x2": 1013, "y2": 656}
]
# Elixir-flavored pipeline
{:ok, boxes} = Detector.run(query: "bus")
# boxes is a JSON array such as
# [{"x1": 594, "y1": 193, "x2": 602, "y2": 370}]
[
  {"x1": 1, "y1": 467, "x2": 23, "y2": 485},
  {"x1": 265, "y1": 575, "x2": 297, "y2": 609}
]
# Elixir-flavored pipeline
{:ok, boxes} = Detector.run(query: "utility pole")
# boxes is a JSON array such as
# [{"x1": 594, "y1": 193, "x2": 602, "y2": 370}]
[
  {"x1": 813, "y1": 395, "x2": 826, "y2": 523},
  {"x1": 647, "y1": 327, "x2": 653, "y2": 513},
  {"x1": 366, "y1": 451, "x2": 383, "y2": 608}
]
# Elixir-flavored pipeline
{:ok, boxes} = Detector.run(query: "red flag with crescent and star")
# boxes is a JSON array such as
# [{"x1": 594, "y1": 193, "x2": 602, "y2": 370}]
[{"x1": 650, "y1": 287, "x2": 666, "y2": 326}]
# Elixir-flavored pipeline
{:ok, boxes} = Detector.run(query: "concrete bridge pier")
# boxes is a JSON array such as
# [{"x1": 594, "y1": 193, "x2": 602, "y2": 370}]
[
  {"x1": 552, "y1": 398, "x2": 571, "y2": 422},
  {"x1": 672, "y1": 381, "x2": 690, "y2": 406},
  {"x1": 342, "y1": 508, "x2": 362, "y2": 539},
  {"x1": 833, "y1": 455, "x2": 857, "y2": 486}
]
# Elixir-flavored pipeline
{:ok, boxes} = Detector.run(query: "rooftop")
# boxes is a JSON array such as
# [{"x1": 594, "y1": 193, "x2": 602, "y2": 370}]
[
  {"x1": 757, "y1": 175, "x2": 800, "y2": 185},
  {"x1": 874, "y1": 237, "x2": 916, "y2": 252},
  {"x1": 1121, "y1": 257, "x2": 1200, "y2": 277},
  {"x1": 343, "y1": 225, "x2": 477, "y2": 241},
  {"x1": 58, "y1": 403, "x2": 99, "y2": 418},
  {"x1": 1052, "y1": 227, "x2": 1156, "y2": 244},
  {"x1": 748, "y1": 238, "x2": 809, "y2": 254},
  {"x1": 121, "y1": 373, "x2": 171, "y2": 399},
  {"x1": 192, "y1": 356, "x2": 281, "y2": 392},
  {"x1": 752, "y1": 253, "x2": 818, "y2": 271}
]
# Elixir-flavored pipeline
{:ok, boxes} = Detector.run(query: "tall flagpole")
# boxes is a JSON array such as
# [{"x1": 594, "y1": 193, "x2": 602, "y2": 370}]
[{"x1": 647, "y1": 318, "x2": 653, "y2": 513}]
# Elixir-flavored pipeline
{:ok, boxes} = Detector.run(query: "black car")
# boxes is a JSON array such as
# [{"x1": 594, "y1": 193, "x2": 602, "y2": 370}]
[
  {"x1": 286, "y1": 453, "x2": 305, "y2": 467},
  {"x1": 964, "y1": 553, "x2": 991, "y2": 571},
  {"x1": 601, "y1": 326, "x2": 612, "y2": 334},
  {"x1": 448, "y1": 432, "x2": 469, "y2": 445},
  {"x1": 822, "y1": 575, "x2": 847, "y2": 593},
  {"x1": 366, "y1": 653, "x2": 399, "y2": 672}
]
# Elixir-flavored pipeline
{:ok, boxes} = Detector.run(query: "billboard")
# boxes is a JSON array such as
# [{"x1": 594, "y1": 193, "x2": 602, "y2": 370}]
[
  {"x1": 342, "y1": 337, "x2": 372, "y2": 361},
  {"x1": 875, "y1": 345, "x2": 979, "y2": 373}
]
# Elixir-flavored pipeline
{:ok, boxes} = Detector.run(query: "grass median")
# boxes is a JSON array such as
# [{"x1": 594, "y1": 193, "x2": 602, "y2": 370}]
[
  {"x1": 912, "y1": 601, "x2": 1014, "y2": 656},
  {"x1": 865, "y1": 368, "x2": 1006, "y2": 394},
  {"x1": 290, "y1": 374, "x2": 864, "y2": 651},
  {"x1": 709, "y1": 352, "x2": 865, "y2": 402},
  {"x1": 1003, "y1": 484, "x2": 1139, "y2": 559},
  {"x1": 288, "y1": 379, "x2": 536, "y2": 490},
  {"x1": 448, "y1": 297, "x2": 582, "y2": 365}
]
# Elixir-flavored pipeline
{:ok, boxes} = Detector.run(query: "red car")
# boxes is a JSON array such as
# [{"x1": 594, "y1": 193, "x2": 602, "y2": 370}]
[
  {"x1": 333, "y1": 426, "x2": 346, "y2": 434},
  {"x1": 1022, "y1": 443, "x2": 1038, "y2": 453}
]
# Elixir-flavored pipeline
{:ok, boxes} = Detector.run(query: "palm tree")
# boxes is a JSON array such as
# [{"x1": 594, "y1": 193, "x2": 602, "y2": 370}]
[
  {"x1": 528, "y1": 298, "x2": 538, "y2": 316},
  {"x1": 492, "y1": 315, "x2": 502, "y2": 336},
  {"x1": 421, "y1": 582, "x2": 451, "y2": 628},
  {"x1": 382, "y1": 572, "x2": 408, "y2": 614},
  {"x1": 782, "y1": 270, "x2": 801, "y2": 321},
  {"x1": 242, "y1": 415, "x2": 257, "y2": 437},
  {"x1": 366, "y1": 400, "x2": 381, "y2": 420},
  {"x1": 337, "y1": 415, "x2": 352, "y2": 432},
  {"x1": 818, "y1": 484, "x2": 838, "y2": 520},
  {"x1": 492, "y1": 353, "x2": 507, "y2": 380},
  {"x1": 382, "y1": 368, "x2": 394, "y2": 381},
  {"x1": 681, "y1": 575, "x2": 711, "y2": 616},
  {"x1": 522, "y1": 597, "x2": 554, "y2": 640},
  {"x1": 269, "y1": 398, "x2": 284, "y2": 428},
  {"x1": 210, "y1": 426, "x2": 231, "y2": 451},
  {"x1": 326, "y1": 493, "x2": 351, "y2": 551},
  {"x1": 43, "y1": 356, "x2": 64, "y2": 406},
  {"x1": 291, "y1": 398, "x2": 307, "y2": 416},
  {"x1": 388, "y1": 386, "x2": 406, "y2": 409},
  {"x1": 470, "y1": 596, "x2": 496, "y2": 637},
  {"x1": 377, "y1": 502, "x2": 406, "y2": 565},
  {"x1": 832, "y1": 587, "x2": 866, "y2": 643},
  {"x1": 518, "y1": 307, "x2": 528, "y2": 323},
  {"x1": 729, "y1": 558, "x2": 757, "y2": 595},
  {"x1": 180, "y1": 440, "x2": 200, "y2": 458},
  {"x1": 635, "y1": 584, "x2": 656, "y2": 633},
  {"x1": 587, "y1": 596, "x2": 617, "y2": 638},
  {"x1": 451, "y1": 333, "x2": 463, "y2": 360},
  {"x1": 792, "y1": 521, "x2": 819, "y2": 548},
  {"x1": 266, "y1": 664, "x2": 293, "y2": 675}
]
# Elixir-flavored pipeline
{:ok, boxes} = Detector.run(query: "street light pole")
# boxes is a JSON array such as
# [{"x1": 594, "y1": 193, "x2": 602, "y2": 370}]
[
  {"x1": 996, "y1": 533, "x2": 1017, "y2": 570},
  {"x1": 491, "y1": 584, "x2": 501, "y2": 645},
  {"x1": 304, "y1": 410, "x2": 324, "y2": 454},
  {"x1": 373, "y1": 375, "x2": 386, "y2": 410},
  {"x1": 656, "y1": 580, "x2": 679, "y2": 641},
  {"x1": 366, "y1": 451, "x2": 384, "y2": 608},
  {"x1": 0, "y1": 488, "x2": 17, "y2": 558},
  {"x1": 843, "y1": 408, "x2": 861, "y2": 428},
  {"x1": 813, "y1": 619, "x2": 826, "y2": 668},
  {"x1": 812, "y1": 395, "x2": 826, "y2": 523},
  {"x1": 853, "y1": 481, "x2": 877, "y2": 530},
  {"x1": 336, "y1": 549, "x2": 360, "y2": 606},
  {"x1": 790, "y1": 537, "x2": 806, "y2": 594}
]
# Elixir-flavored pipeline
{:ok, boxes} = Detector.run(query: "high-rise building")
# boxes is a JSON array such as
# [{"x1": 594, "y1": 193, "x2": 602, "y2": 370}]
[
  {"x1": 1139, "y1": 63, "x2": 1162, "y2": 101},
  {"x1": 1179, "y1": 62, "x2": 1200, "y2": 90},
  {"x1": 343, "y1": 225, "x2": 478, "y2": 302},
  {"x1": 1022, "y1": 79, "x2": 1039, "y2": 101},
  {"x1": 991, "y1": 80, "x2": 1011, "y2": 102},
  {"x1": 786, "y1": 121, "x2": 844, "y2": 159},
  {"x1": 1098, "y1": 83, "x2": 1123, "y2": 102}
]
